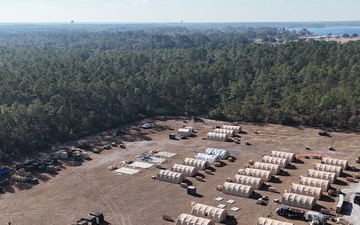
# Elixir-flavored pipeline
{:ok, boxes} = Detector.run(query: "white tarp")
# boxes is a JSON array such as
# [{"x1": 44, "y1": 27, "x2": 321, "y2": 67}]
[
  {"x1": 257, "y1": 217, "x2": 294, "y2": 225},
  {"x1": 262, "y1": 156, "x2": 289, "y2": 168},
  {"x1": 222, "y1": 182, "x2": 253, "y2": 198},
  {"x1": 176, "y1": 213, "x2": 215, "y2": 225},
  {"x1": 252, "y1": 162, "x2": 280, "y2": 175},
  {"x1": 171, "y1": 164, "x2": 198, "y2": 177},
  {"x1": 314, "y1": 163, "x2": 341, "y2": 177},
  {"x1": 114, "y1": 167, "x2": 140, "y2": 175},
  {"x1": 129, "y1": 161, "x2": 153, "y2": 169},
  {"x1": 307, "y1": 169, "x2": 336, "y2": 184},
  {"x1": 271, "y1": 150, "x2": 296, "y2": 162},
  {"x1": 233, "y1": 175, "x2": 263, "y2": 189},
  {"x1": 204, "y1": 148, "x2": 230, "y2": 159},
  {"x1": 156, "y1": 170, "x2": 185, "y2": 184},
  {"x1": 281, "y1": 193, "x2": 316, "y2": 210},
  {"x1": 183, "y1": 158, "x2": 209, "y2": 170},
  {"x1": 244, "y1": 168, "x2": 272, "y2": 181},
  {"x1": 299, "y1": 176, "x2": 330, "y2": 192},
  {"x1": 290, "y1": 183, "x2": 322, "y2": 200},
  {"x1": 195, "y1": 153, "x2": 220, "y2": 164},
  {"x1": 321, "y1": 158, "x2": 348, "y2": 170},
  {"x1": 154, "y1": 152, "x2": 177, "y2": 158},
  {"x1": 191, "y1": 203, "x2": 228, "y2": 222}
]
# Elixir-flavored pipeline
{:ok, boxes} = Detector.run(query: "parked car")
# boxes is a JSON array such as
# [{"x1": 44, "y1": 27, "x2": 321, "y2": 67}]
[
  {"x1": 319, "y1": 131, "x2": 331, "y2": 137},
  {"x1": 354, "y1": 192, "x2": 360, "y2": 204},
  {"x1": 142, "y1": 123, "x2": 152, "y2": 129}
]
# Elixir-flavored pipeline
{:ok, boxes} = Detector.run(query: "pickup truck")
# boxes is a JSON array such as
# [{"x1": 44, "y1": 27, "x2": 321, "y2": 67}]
[
  {"x1": 354, "y1": 192, "x2": 360, "y2": 204},
  {"x1": 275, "y1": 206, "x2": 305, "y2": 219}
]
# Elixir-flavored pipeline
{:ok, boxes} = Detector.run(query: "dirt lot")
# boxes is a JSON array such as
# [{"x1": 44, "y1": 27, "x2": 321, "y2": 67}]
[{"x1": 1, "y1": 117, "x2": 360, "y2": 225}]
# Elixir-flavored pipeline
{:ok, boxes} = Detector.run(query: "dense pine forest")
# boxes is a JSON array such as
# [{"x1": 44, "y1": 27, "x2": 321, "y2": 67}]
[{"x1": 0, "y1": 25, "x2": 360, "y2": 161}]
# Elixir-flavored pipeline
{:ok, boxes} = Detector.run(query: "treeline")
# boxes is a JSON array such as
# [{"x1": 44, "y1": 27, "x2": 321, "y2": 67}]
[{"x1": 0, "y1": 27, "x2": 359, "y2": 161}]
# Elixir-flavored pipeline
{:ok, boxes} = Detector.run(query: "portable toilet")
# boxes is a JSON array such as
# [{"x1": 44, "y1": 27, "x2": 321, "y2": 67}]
[{"x1": 89, "y1": 212, "x2": 104, "y2": 224}]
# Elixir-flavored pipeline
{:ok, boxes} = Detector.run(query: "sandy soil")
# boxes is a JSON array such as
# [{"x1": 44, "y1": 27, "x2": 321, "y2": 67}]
[{"x1": 1, "y1": 117, "x2": 360, "y2": 225}]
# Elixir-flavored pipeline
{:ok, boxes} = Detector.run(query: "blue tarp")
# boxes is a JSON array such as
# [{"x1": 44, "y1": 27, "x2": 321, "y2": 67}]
[
  {"x1": 205, "y1": 148, "x2": 230, "y2": 159},
  {"x1": 0, "y1": 167, "x2": 10, "y2": 176}
]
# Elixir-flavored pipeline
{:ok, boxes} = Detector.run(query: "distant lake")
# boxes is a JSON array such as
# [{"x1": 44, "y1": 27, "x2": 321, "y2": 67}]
[{"x1": 289, "y1": 27, "x2": 360, "y2": 36}]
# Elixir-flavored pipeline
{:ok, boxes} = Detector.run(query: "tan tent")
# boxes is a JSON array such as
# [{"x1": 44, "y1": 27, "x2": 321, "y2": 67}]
[
  {"x1": 213, "y1": 128, "x2": 235, "y2": 137},
  {"x1": 257, "y1": 217, "x2": 294, "y2": 225},
  {"x1": 178, "y1": 128, "x2": 192, "y2": 138},
  {"x1": 299, "y1": 176, "x2": 330, "y2": 192},
  {"x1": 171, "y1": 164, "x2": 198, "y2": 177},
  {"x1": 195, "y1": 153, "x2": 220, "y2": 164},
  {"x1": 176, "y1": 213, "x2": 215, "y2": 225},
  {"x1": 244, "y1": 168, "x2": 272, "y2": 181},
  {"x1": 206, "y1": 132, "x2": 230, "y2": 142},
  {"x1": 183, "y1": 158, "x2": 209, "y2": 170},
  {"x1": 156, "y1": 170, "x2": 185, "y2": 184},
  {"x1": 262, "y1": 156, "x2": 289, "y2": 168},
  {"x1": 222, "y1": 125, "x2": 241, "y2": 133},
  {"x1": 233, "y1": 175, "x2": 263, "y2": 189},
  {"x1": 290, "y1": 183, "x2": 322, "y2": 200},
  {"x1": 314, "y1": 163, "x2": 341, "y2": 177},
  {"x1": 252, "y1": 162, "x2": 280, "y2": 175},
  {"x1": 271, "y1": 150, "x2": 296, "y2": 162},
  {"x1": 307, "y1": 169, "x2": 336, "y2": 184},
  {"x1": 191, "y1": 203, "x2": 228, "y2": 222},
  {"x1": 281, "y1": 193, "x2": 316, "y2": 210},
  {"x1": 321, "y1": 158, "x2": 348, "y2": 170},
  {"x1": 222, "y1": 182, "x2": 253, "y2": 197}
]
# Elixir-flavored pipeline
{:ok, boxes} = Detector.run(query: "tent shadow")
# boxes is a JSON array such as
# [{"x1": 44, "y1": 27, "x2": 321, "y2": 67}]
[
  {"x1": 334, "y1": 179, "x2": 348, "y2": 186},
  {"x1": 207, "y1": 166, "x2": 216, "y2": 172},
  {"x1": 293, "y1": 158, "x2": 304, "y2": 164},
  {"x1": 286, "y1": 164, "x2": 297, "y2": 170},
  {"x1": 320, "y1": 195, "x2": 335, "y2": 202},
  {"x1": 195, "y1": 173, "x2": 206, "y2": 178},
  {"x1": 220, "y1": 215, "x2": 238, "y2": 225},
  {"x1": 250, "y1": 192, "x2": 263, "y2": 200},
  {"x1": 189, "y1": 193, "x2": 204, "y2": 198},
  {"x1": 270, "y1": 177, "x2": 282, "y2": 183},
  {"x1": 182, "y1": 179, "x2": 193, "y2": 186}
]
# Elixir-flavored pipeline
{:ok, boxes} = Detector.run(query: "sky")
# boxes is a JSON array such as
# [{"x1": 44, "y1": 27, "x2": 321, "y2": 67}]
[{"x1": 0, "y1": 0, "x2": 359, "y2": 23}]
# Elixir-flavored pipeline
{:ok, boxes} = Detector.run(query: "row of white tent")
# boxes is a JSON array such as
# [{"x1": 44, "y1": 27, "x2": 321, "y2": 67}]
[
  {"x1": 156, "y1": 157, "x2": 214, "y2": 184},
  {"x1": 175, "y1": 203, "x2": 228, "y2": 225},
  {"x1": 279, "y1": 156, "x2": 349, "y2": 210},
  {"x1": 206, "y1": 125, "x2": 241, "y2": 141}
]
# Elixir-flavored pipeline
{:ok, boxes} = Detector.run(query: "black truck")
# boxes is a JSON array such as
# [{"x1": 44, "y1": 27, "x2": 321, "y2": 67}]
[
  {"x1": 275, "y1": 206, "x2": 305, "y2": 219},
  {"x1": 354, "y1": 192, "x2": 360, "y2": 204}
]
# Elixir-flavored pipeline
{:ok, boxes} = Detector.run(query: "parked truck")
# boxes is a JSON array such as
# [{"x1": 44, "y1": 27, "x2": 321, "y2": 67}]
[
  {"x1": 275, "y1": 206, "x2": 305, "y2": 219},
  {"x1": 0, "y1": 167, "x2": 10, "y2": 176}
]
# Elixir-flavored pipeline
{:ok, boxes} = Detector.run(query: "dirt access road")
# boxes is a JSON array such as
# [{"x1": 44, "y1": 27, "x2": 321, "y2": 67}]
[{"x1": 1, "y1": 117, "x2": 360, "y2": 225}]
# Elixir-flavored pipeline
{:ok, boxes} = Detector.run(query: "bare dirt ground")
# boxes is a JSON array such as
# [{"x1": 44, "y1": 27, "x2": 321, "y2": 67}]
[{"x1": 1, "y1": 117, "x2": 360, "y2": 225}]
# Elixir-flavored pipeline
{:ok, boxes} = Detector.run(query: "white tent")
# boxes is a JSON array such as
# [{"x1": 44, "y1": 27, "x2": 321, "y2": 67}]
[
  {"x1": 222, "y1": 125, "x2": 241, "y2": 133},
  {"x1": 281, "y1": 193, "x2": 316, "y2": 210},
  {"x1": 171, "y1": 164, "x2": 198, "y2": 177},
  {"x1": 262, "y1": 156, "x2": 289, "y2": 168},
  {"x1": 243, "y1": 168, "x2": 272, "y2": 181},
  {"x1": 183, "y1": 158, "x2": 209, "y2": 170},
  {"x1": 195, "y1": 153, "x2": 220, "y2": 164},
  {"x1": 257, "y1": 217, "x2": 294, "y2": 225},
  {"x1": 321, "y1": 158, "x2": 348, "y2": 170},
  {"x1": 299, "y1": 176, "x2": 330, "y2": 192},
  {"x1": 307, "y1": 169, "x2": 336, "y2": 184},
  {"x1": 178, "y1": 128, "x2": 192, "y2": 138},
  {"x1": 222, "y1": 182, "x2": 253, "y2": 197},
  {"x1": 290, "y1": 183, "x2": 322, "y2": 200},
  {"x1": 314, "y1": 163, "x2": 341, "y2": 177},
  {"x1": 234, "y1": 175, "x2": 263, "y2": 189},
  {"x1": 204, "y1": 148, "x2": 230, "y2": 159},
  {"x1": 176, "y1": 213, "x2": 215, "y2": 225},
  {"x1": 156, "y1": 170, "x2": 185, "y2": 184},
  {"x1": 271, "y1": 150, "x2": 296, "y2": 162},
  {"x1": 206, "y1": 132, "x2": 229, "y2": 142},
  {"x1": 252, "y1": 162, "x2": 280, "y2": 175},
  {"x1": 213, "y1": 128, "x2": 235, "y2": 137},
  {"x1": 191, "y1": 203, "x2": 228, "y2": 223}
]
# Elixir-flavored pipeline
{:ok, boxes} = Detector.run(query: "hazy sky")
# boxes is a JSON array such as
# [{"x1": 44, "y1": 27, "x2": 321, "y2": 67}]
[{"x1": 0, "y1": 0, "x2": 359, "y2": 23}]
